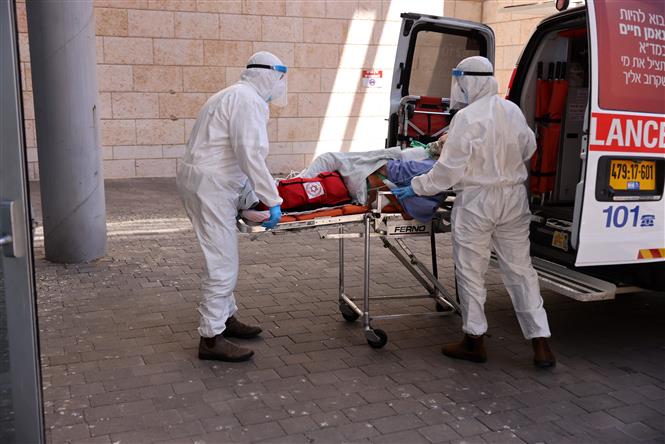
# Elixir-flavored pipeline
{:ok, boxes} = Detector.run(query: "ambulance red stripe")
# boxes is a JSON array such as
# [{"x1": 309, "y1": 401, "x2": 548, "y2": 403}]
[{"x1": 588, "y1": 113, "x2": 665, "y2": 154}]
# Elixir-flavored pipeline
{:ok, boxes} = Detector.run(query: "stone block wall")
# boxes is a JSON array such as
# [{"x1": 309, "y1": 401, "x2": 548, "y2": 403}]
[
  {"x1": 18, "y1": 0, "x2": 553, "y2": 179},
  {"x1": 483, "y1": 1, "x2": 552, "y2": 95}
]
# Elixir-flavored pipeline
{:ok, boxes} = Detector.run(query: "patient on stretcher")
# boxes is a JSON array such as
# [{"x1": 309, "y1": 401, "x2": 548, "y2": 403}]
[
  {"x1": 242, "y1": 135, "x2": 447, "y2": 224},
  {"x1": 367, "y1": 157, "x2": 444, "y2": 222}
]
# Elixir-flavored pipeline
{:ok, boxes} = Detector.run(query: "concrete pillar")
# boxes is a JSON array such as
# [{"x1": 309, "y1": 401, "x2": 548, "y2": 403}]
[{"x1": 26, "y1": 0, "x2": 107, "y2": 263}]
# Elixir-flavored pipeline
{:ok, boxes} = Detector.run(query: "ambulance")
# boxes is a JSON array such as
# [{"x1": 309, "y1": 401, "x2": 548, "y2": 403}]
[{"x1": 388, "y1": 0, "x2": 665, "y2": 300}]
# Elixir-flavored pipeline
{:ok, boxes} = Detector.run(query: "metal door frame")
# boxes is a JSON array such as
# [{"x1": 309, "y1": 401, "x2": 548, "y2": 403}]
[
  {"x1": 1, "y1": 1, "x2": 45, "y2": 442},
  {"x1": 389, "y1": 13, "x2": 496, "y2": 118}
]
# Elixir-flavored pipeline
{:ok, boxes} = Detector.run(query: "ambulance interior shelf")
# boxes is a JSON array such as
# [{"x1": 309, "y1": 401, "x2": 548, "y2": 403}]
[
  {"x1": 521, "y1": 27, "x2": 589, "y2": 261},
  {"x1": 525, "y1": 28, "x2": 588, "y2": 215}
]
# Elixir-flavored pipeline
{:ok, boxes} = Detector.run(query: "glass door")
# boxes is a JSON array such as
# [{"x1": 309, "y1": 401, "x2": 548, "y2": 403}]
[{"x1": 0, "y1": 1, "x2": 45, "y2": 442}]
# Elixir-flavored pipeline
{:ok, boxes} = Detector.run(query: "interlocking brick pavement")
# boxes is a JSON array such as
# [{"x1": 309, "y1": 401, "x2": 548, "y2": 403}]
[{"x1": 31, "y1": 178, "x2": 664, "y2": 443}]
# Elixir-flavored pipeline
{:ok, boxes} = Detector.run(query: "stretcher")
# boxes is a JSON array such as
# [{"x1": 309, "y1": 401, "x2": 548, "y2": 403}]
[
  {"x1": 397, "y1": 95, "x2": 451, "y2": 148},
  {"x1": 238, "y1": 192, "x2": 460, "y2": 348}
]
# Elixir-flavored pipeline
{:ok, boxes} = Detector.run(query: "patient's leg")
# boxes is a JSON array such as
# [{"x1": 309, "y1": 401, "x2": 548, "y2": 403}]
[
  {"x1": 366, "y1": 172, "x2": 385, "y2": 205},
  {"x1": 366, "y1": 172, "x2": 412, "y2": 220}
]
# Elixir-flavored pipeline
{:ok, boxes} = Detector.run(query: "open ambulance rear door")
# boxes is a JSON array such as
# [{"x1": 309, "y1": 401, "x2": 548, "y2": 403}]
[
  {"x1": 387, "y1": 13, "x2": 495, "y2": 147},
  {"x1": 576, "y1": 0, "x2": 665, "y2": 268}
]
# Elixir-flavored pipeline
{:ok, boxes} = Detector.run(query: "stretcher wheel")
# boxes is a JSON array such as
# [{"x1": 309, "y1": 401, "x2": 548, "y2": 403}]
[
  {"x1": 339, "y1": 302, "x2": 360, "y2": 322},
  {"x1": 367, "y1": 329, "x2": 388, "y2": 349},
  {"x1": 436, "y1": 302, "x2": 453, "y2": 312}
]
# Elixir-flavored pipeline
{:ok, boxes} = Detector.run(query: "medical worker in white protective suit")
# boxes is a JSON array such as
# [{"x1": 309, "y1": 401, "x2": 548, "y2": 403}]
[
  {"x1": 177, "y1": 52, "x2": 287, "y2": 362},
  {"x1": 393, "y1": 56, "x2": 556, "y2": 367}
]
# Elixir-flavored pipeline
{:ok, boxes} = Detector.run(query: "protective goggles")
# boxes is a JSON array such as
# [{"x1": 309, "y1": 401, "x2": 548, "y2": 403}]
[
  {"x1": 451, "y1": 68, "x2": 494, "y2": 77},
  {"x1": 246, "y1": 64, "x2": 288, "y2": 74}
]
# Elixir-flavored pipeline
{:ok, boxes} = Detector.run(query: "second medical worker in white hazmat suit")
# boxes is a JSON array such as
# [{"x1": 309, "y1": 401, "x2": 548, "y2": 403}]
[
  {"x1": 177, "y1": 52, "x2": 287, "y2": 362},
  {"x1": 393, "y1": 56, "x2": 556, "y2": 367}
]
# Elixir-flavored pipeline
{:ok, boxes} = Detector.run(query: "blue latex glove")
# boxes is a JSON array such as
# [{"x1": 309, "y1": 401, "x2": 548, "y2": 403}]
[
  {"x1": 392, "y1": 185, "x2": 416, "y2": 200},
  {"x1": 261, "y1": 205, "x2": 282, "y2": 229}
]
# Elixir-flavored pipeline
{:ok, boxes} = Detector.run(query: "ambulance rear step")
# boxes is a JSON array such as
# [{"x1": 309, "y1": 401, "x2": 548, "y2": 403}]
[{"x1": 490, "y1": 254, "x2": 616, "y2": 301}]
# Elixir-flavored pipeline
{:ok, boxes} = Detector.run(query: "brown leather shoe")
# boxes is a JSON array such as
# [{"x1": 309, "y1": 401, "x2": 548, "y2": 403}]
[
  {"x1": 441, "y1": 334, "x2": 487, "y2": 363},
  {"x1": 198, "y1": 335, "x2": 254, "y2": 362},
  {"x1": 532, "y1": 337, "x2": 556, "y2": 368},
  {"x1": 222, "y1": 316, "x2": 262, "y2": 339}
]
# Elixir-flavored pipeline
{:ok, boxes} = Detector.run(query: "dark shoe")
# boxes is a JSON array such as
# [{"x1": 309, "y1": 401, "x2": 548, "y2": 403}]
[
  {"x1": 222, "y1": 316, "x2": 262, "y2": 339},
  {"x1": 441, "y1": 334, "x2": 487, "y2": 363},
  {"x1": 532, "y1": 337, "x2": 556, "y2": 368},
  {"x1": 198, "y1": 335, "x2": 254, "y2": 362}
]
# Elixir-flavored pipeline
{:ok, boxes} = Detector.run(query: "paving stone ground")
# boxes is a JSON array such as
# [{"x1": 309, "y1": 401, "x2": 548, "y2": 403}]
[{"x1": 32, "y1": 178, "x2": 664, "y2": 444}]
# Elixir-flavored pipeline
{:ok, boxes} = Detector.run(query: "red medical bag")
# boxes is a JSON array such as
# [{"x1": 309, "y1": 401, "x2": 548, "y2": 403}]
[{"x1": 260, "y1": 172, "x2": 352, "y2": 212}]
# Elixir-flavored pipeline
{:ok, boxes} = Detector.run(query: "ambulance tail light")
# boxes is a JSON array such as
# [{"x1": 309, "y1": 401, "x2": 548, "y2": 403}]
[
  {"x1": 555, "y1": 0, "x2": 570, "y2": 12},
  {"x1": 505, "y1": 67, "x2": 517, "y2": 99}
]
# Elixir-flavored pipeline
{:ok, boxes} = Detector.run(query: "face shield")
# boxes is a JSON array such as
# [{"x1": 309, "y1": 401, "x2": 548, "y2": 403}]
[
  {"x1": 246, "y1": 63, "x2": 288, "y2": 107},
  {"x1": 449, "y1": 67, "x2": 494, "y2": 110}
]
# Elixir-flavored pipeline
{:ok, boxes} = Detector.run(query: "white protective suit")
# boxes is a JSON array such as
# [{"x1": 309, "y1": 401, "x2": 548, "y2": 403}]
[
  {"x1": 411, "y1": 56, "x2": 551, "y2": 339},
  {"x1": 177, "y1": 52, "x2": 286, "y2": 338}
]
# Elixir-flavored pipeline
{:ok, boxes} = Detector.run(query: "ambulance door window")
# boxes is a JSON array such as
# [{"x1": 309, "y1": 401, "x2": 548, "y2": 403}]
[{"x1": 407, "y1": 30, "x2": 484, "y2": 98}]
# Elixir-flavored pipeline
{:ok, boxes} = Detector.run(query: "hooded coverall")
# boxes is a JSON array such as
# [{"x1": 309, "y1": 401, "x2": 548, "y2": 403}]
[
  {"x1": 411, "y1": 56, "x2": 551, "y2": 339},
  {"x1": 177, "y1": 52, "x2": 286, "y2": 338}
]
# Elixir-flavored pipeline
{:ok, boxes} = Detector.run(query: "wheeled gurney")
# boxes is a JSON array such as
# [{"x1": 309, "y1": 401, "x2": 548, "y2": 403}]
[{"x1": 237, "y1": 192, "x2": 460, "y2": 348}]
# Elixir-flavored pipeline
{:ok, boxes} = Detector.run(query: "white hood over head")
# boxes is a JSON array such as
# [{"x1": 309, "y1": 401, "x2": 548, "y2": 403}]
[
  {"x1": 240, "y1": 51, "x2": 288, "y2": 107},
  {"x1": 450, "y1": 56, "x2": 498, "y2": 109}
]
